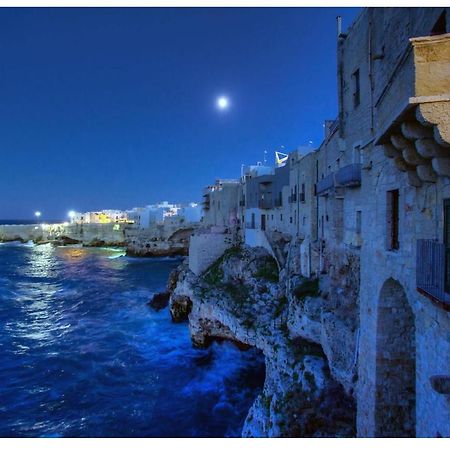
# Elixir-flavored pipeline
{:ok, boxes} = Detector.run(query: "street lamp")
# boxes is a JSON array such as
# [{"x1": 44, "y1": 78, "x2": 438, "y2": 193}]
[
  {"x1": 34, "y1": 211, "x2": 41, "y2": 220},
  {"x1": 68, "y1": 210, "x2": 76, "y2": 223}
]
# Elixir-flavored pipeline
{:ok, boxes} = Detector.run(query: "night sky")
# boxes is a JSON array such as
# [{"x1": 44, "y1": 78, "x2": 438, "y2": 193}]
[{"x1": 0, "y1": 7, "x2": 359, "y2": 220}]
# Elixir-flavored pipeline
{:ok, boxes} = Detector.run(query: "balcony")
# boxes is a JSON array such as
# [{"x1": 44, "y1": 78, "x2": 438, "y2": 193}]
[
  {"x1": 289, "y1": 194, "x2": 297, "y2": 203},
  {"x1": 258, "y1": 199, "x2": 272, "y2": 210},
  {"x1": 202, "y1": 195, "x2": 210, "y2": 210},
  {"x1": 375, "y1": 33, "x2": 450, "y2": 187},
  {"x1": 239, "y1": 200, "x2": 245, "y2": 207},
  {"x1": 274, "y1": 198, "x2": 282, "y2": 208},
  {"x1": 416, "y1": 239, "x2": 450, "y2": 311},
  {"x1": 299, "y1": 192, "x2": 306, "y2": 203},
  {"x1": 335, "y1": 163, "x2": 362, "y2": 187},
  {"x1": 315, "y1": 173, "x2": 335, "y2": 196}
]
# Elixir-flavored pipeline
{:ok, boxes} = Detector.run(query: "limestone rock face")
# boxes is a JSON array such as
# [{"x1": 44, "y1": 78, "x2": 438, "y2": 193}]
[
  {"x1": 284, "y1": 241, "x2": 359, "y2": 395},
  {"x1": 167, "y1": 265, "x2": 182, "y2": 294},
  {"x1": 148, "y1": 292, "x2": 170, "y2": 311},
  {"x1": 169, "y1": 295, "x2": 193, "y2": 323},
  {"x1": 171, "y1": 244, "x2": 356, "y2": 437},
  {"x1": 126, "y1": 225, "x2": 196, "y2": 257}
]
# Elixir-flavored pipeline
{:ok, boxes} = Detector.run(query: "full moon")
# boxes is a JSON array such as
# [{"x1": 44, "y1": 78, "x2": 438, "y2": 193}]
[{"x1": 217, "y1": 96, "x2": 229, "y2": 110}]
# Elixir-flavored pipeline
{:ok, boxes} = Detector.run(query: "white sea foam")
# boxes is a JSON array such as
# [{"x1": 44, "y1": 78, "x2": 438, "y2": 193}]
[
  {"x1": 0, "y1": 240, "x2": 34, "y2": 247},
  {"x1": 107, "y1": 253, "x2": 126, "y2": 259}
]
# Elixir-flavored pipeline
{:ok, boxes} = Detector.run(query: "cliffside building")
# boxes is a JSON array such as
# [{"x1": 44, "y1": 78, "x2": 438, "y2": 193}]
[{"x1": 193, "y1": 7, "x2": 450, "y2": 437}]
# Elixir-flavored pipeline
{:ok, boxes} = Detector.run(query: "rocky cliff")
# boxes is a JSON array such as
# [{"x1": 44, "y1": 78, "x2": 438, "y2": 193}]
[
  {"x1": 170, "y1": 245, "x2": 356, "y2": 437},
  {"x1": 125, "y1": 225, "x2": 194, "y2": 257},
  {"x1": 0, "y1": 222, "x2": 198, "y2": 258}
]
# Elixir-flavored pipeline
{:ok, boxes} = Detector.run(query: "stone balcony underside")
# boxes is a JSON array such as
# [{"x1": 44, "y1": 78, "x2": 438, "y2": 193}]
[{"x1": 378, "y1": 33, "x2": 450, "y2": 187}]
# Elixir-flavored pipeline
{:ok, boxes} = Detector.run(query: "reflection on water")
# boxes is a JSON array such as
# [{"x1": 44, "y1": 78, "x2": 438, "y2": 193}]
[{"x1": 0, "y1": 244, "x2": 265, "y2": 437}]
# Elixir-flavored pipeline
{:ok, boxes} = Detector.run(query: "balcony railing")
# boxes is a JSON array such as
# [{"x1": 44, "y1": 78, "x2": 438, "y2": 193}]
[
  {"x1": 299, "y1": 192, "x2": 305, "y2": 203},
  {"x1": 416, "y1": 239, "x2": 450, "y2": 310},
  {"x1": 239, "y1": 200, "x2": 245, "y2": 207},
  {"x1": 289, "y1": 194, "x2": 297, "y2": 203},
  {"x1": 274, "y1": 199, "x2": 282, "y2": 208},
  {"x1": 335, "y1": 163, "x2": 362, "y2": 187},
  {"x1": 315, "y1": 173, "x2": 335, "y2": 196}
]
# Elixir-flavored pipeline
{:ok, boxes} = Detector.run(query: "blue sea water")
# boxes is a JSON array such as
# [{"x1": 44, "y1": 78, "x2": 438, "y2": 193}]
[{"x1": 0, "y1": 243, "x2": 265, "y2": 437}]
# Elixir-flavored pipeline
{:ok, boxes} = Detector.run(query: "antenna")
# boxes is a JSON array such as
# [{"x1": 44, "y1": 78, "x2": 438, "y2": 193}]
[
  {"x1": 275, "y1": 151, "x2": 289, "y2": 167},
  {"x1": 337, "y1": 16, "x2": 342, "y2": 36}
]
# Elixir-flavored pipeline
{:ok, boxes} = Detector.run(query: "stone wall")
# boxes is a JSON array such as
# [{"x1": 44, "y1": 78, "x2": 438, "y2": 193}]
[{"x1": 188, "y1": 231, "x2": 237, "y2": 275}]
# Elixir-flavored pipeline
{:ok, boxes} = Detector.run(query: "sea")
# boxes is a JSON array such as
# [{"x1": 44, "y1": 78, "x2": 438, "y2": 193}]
[{"x1": 0, "y1": 242, "x2": 265, "y2": 437}]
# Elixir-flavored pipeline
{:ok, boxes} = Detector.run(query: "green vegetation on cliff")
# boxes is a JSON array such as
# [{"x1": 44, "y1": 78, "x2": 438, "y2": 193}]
[
  {"x1": 254, "y1": 255, "x2": 279, "y2": 283},
  {"x1": 203, "y1": 246, "x2": 241, "y2": 285}
]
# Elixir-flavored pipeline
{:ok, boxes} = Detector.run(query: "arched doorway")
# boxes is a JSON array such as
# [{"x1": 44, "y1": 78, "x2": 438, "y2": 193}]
[{"x1": 375, "y1": 278, "x2": 416, "y2": 437}]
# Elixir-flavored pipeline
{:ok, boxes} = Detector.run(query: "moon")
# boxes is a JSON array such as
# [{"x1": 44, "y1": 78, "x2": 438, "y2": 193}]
[{"x1": 216, "y1": 96, "x2": 229, "y2": 110}]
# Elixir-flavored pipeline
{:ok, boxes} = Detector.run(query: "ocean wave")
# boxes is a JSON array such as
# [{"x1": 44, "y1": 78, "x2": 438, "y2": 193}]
[
  {"x1": 0, "y1": 245, "x2": 263, "y2": 437},
  {"x1": 0, "y1": 240, "x2": 35, "y2": 247}
]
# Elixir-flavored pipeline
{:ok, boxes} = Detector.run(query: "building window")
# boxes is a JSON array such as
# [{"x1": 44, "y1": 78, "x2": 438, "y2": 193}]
[
  {"x1": 280, "y1": 214, "x2": 283, "y2": 222},
  {"x1": 352, "y1": 69, "x2": 360, "y2": 108},
  {"x1": 386, "y1": 190, "x2": 399, "y2": 250},
  {"x1": 356, "y1": 210, "x2": 362, "y2": 235},
  {"x1": 290, "y1": 217, "x2": 293, "y2": 224},
  {"x1": 251, "y1": 213, "x2": 255, "y2": 229}
]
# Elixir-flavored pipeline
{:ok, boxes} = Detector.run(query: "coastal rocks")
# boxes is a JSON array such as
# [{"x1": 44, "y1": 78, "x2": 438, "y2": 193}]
[
  {"x1": 171, "y1": 244, "x2": 356, "y2": 437},
  {"x1": 167, "y1": 265, "x2": 182, "y2": 294},
  {"x1": 321, "y1": 312, "x2": 358, "y2": 394},
  {"x1": 126, "y1": 246, "x2": 187, "y2": 257},
  {"x1": 149, "y1": 265, "x2": 183, "y2": 311},
  {"x1": 148, "y1": 292, "x2": 170, "y2": 311},
  {"x1": 1, "y1": 223, "x2": 199, "y2": 258},
  {"x1": 170, "y1": 295, "x2": 193, "y2": 322},
  {"x1": 287, "y1": 294, "x2": 323, "y2": 344},
  {"x1": 126, "y1": 225, "x2": 196, "y2": 257},
  {"x1": 243, "y1": 355, "x2": 355, "y2": 438},
  {"x1": 58, "y1": 236, "x2": 81, "y2": 245},
  {"x1": 283, "y1": 240, "x2": 359, "y2": 395}
]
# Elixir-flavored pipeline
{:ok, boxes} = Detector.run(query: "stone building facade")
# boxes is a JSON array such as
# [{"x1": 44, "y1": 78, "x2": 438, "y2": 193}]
[
  {"x1": 195, "y1": 7, "x2": 450, "y2": 437},
  {"x1": 201, "y1": 179, "x2": 241, "y2": 229}
]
